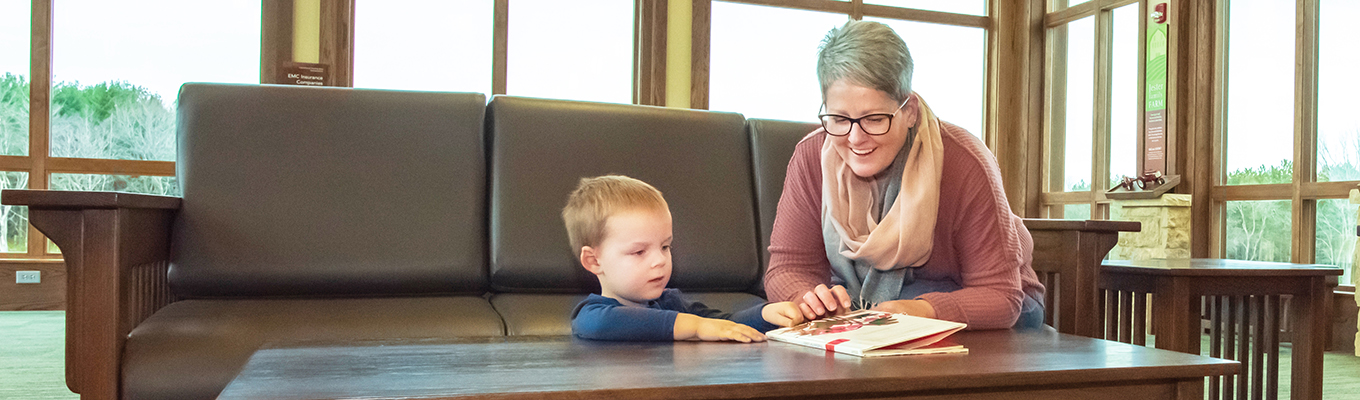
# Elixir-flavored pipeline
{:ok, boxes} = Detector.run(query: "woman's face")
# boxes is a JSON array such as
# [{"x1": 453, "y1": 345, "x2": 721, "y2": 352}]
[{"x1": 823, "y1": 80, "x2": 917, "y2": 178}]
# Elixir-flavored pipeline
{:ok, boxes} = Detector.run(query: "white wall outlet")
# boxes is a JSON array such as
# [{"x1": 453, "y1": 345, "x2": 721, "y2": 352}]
[{"x1": 16, "y1": 271, "x2": 40, "y2": 284}]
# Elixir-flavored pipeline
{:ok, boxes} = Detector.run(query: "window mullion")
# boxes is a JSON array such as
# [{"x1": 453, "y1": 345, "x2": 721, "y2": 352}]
[
  {"x1": 1292, "y1": 0, "x2": 1320, "y2": 263},
  {"x1": 1091, "y1": 10, "x2": 1113, "y2": 219},
  {"x1": 26, "y1": 0, "x2": 52, "y2": 258}
]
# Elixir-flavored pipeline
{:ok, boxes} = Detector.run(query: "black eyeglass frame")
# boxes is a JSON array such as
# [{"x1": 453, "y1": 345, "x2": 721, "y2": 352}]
[{"x1": 817, "y1": 97, "x2": 911, "y2": 137}]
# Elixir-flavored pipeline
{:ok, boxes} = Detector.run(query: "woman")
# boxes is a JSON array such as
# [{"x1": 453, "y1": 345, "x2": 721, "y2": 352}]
[{"x1": 763, "y1": 20, "x2": 1045, "y2": 330}]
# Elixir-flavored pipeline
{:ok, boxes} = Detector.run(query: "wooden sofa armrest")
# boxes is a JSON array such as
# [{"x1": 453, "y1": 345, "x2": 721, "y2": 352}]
[
  {"x1": 3, "y1": 189, "x2": 181, "y2": 400},
  {"x1": 1022, "y1": 219, "x2": 1140, "y2": 338}
]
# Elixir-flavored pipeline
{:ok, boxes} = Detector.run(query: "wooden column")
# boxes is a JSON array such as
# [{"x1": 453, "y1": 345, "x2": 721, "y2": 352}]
[
  {"x1": 1169, "y1": 0, "x2": 1220, "y2": 258},
  {"x1": 992, "y1": 0, "x2": 1046, "y2": 218}
]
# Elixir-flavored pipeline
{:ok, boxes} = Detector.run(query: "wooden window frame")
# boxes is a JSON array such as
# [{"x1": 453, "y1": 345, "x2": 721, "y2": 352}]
[
  {"x1": 1040, "y1": 0, "x2": 1141, "y2": 220},
  {"x1": 1041, "y1": 0, "x2": 1358, "y2": 285}
]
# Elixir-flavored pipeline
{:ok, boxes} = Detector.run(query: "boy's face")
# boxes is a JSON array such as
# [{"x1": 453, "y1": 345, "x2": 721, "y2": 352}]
[{"x1": 581, "y1": 208, "x2": 673, "y2": 307}]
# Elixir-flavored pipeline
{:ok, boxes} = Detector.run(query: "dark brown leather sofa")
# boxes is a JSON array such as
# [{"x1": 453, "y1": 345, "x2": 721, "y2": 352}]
[{"x1": 4, "y1": 83, "x2": 1134, "y2": 400}]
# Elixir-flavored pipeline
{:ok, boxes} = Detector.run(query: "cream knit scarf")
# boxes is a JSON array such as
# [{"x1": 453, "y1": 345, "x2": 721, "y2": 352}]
[{"x1": 821, "y1": 93, "x2": 944, "y2": 276}]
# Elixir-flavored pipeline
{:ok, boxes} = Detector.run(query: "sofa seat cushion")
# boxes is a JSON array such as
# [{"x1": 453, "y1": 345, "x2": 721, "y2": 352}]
[
  {"x1": 122, "y1": 297, "x2": 505, "y2": 400},
  {"x1": 491, "y1": 292, "x2": 768, "y2": 336}
]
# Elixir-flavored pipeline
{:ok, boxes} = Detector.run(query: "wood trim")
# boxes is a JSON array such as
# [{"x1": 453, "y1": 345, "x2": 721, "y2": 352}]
[
  {"x1": 1046, "y1": 2, "x2": 1097, "y2": 28},
  {"x1": 1044, "y1": 23, "x2": 1065, "y2": 195},
  {"x1": 260, "y1": 0, "x2": 295, "y2": 84},
  {"x1": 493, "y1": 0, "x2": 508, "y2": 95},
  {"x1": 690, "y1": 0, "x2": 710, "y2": 109},
  {"x1": 1292, "y1": 0, "x2": 1320, "y2": 263},
  {"x1": 1102, "y1": 0, "x2": 1141, "y2": 10},
  {"x1": 1041, "y1": 190, "x2": 1095, "y2": 204},
  {"x1": 1214, "y1": 181, "x2": 1359, "y2": 201},
  {"x1": 1169, "y1": 0, "x2": 1220, "y2": 258},
  {"x1": 850, "y1": 0, "x2": 862, "y2": 20},
  {"x1": 1212, "y1": 183, "x2": 1294, "y2": 202},
  {"x1": 44, "y1": 158, "x2": 175, "y2": 177},
  {"x1": 0, "y1": 155, "x2": 32, "y2": 171},
  {"x1": 29, "y1": 0, "x2": 52, "y2": 259},
  {"x1": 860, "y1": 4, "x2": 989, "y2": 28},
  {"x1": 318, "y1": 0, "x2": 354, "y2": 87},
  {"x1": 716, "y1": 0, "x2": 852, "y2": 15},
  {"x1": 634, "y1": 0, "x2": 668, "y2": 106},
  {"x1": 1091, "y1": 7, "x2": 1114, "y2": 219}
]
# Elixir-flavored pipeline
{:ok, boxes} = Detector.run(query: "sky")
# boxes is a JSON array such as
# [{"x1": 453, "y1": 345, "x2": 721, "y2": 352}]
[{"x1": 1, "y1": 0, "x2": 1356, "y2": 185}]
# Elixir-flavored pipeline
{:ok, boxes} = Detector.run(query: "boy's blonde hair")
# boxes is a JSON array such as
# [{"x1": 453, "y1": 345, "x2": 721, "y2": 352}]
[{"x1": 563, "y1": 175, "x2": 669, "y2": 252}]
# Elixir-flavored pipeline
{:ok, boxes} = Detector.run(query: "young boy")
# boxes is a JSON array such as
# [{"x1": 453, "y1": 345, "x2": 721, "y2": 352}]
[{"x1": 564, "y1": 175, "x2": 805, "y2": 342}]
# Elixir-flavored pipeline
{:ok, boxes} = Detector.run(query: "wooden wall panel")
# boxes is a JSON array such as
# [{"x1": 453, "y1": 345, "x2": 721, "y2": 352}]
[{"x1": 0, "y1": 260, "x2": 66, "y2": 310}]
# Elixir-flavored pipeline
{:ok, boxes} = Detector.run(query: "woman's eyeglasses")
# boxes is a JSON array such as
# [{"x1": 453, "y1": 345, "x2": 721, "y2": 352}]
[{"x1": 818, "y1": 98, "x2": 909, "y2": 137}]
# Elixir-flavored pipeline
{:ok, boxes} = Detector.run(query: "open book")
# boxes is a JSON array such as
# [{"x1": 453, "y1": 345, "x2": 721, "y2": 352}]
[{"x1": 766, "y1": 310, "x2": 968, "y2": 357}]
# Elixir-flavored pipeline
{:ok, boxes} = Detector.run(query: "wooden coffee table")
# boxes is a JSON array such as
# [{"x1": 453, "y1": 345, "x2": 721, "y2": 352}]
[{"x1": 216, "y1": 328, "x2": 1236, "y2": 400}]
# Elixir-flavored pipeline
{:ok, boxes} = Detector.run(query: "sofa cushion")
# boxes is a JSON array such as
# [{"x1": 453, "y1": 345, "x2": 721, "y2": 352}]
[
  {"x1": 747, "y1": 119, "x2": 821, "y2": 293},
  {"x1": 490, "y1": 292, "x2": 768, "y2": 336},
  {"x1": 171, "y1": 84, "x2": 488, "y2": 297},
  {"x1": 123, "y1": 297, "x2": 505, "y2": 400},
  {"x1": 486, "y1": 96, "x2": 761, "y2": 293}
]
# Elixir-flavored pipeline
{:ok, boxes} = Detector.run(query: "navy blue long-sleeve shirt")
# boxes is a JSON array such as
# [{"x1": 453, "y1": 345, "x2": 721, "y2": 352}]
[{"x1": 571, "y1": 289, "x2": 779, "y2": 341}]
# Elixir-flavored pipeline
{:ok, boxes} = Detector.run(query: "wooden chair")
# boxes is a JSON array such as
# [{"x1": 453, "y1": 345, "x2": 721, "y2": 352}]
[{"x1": 1023, "y1": 219, "x2": 1140, "y2": 338}]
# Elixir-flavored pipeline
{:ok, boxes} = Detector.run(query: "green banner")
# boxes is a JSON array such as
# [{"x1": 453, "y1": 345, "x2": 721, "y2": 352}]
[{"x1": 1144, "y1": 1, "x2": 1170, "y2": 175}]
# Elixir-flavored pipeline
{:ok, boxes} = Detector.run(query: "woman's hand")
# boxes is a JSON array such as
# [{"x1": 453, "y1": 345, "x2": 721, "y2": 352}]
[
  {"x1": 761, "y1": 301, "x2": 806, "y2": 327},
  {"x1": 870, "y1": 299, "x2": 936, "y2": 319},
  {"x1": 793, "y1": 284, "x2": 853, "y2": 321}
]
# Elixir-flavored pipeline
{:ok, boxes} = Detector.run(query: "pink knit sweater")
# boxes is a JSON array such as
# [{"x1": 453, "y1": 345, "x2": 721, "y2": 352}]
[{"x1": 764, "y1": 122, "x2": 1044, "y2": 329}]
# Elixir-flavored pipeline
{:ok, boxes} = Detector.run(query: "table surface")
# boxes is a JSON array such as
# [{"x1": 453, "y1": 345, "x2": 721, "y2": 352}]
[
  {"x1": 1103, "y1": 258, "x2": 1344, "y2": 277},
  {"x1": 216, "y1": 329, "x2": 1238, "y2": 400}
]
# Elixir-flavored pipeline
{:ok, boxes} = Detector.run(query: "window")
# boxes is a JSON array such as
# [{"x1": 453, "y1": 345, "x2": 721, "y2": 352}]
[
  {"x1": 506, "y1": 0, "x2": 632, "y2": 104},
  {"x1": 709, "y1": 2, "x2": 846, "y2": 122},
  {"x1": 1, "y1": 0, "x2": 29, "y2": 157},
  {"x1": 353, "y1": 0, "x2": 493, "y2": 94},
  {"x1": 3, "y1": 1, "x2": 260, "y2": 258},
  {"x1": 1224, "y1": 0, "x2": 1294, "y2": 185},
  {"x1": 50, "y1": 0, "x2": 260, "y2": 161},
  {"x1": 1317, "y1": 0, "x2": 1360, "y2": 183},
  {"x1": 1043, "y1": 1, "x2": 1161, "y2": 221},
  {"x1": 1054, "y1": 16, "x2": 1095, "y2": 194},
  {"x1": 709, "y1": 1, "x2": 989, "y2": 131},
  {"x1": 1225, "y1": 200, "x2": 1293, "y2": 263},
  {"x1": 866, "y1": 1, "x2": 987, "y2": 16},
  {"x1": 867, "y1": 18, "x2": 987, "y2": 137}
]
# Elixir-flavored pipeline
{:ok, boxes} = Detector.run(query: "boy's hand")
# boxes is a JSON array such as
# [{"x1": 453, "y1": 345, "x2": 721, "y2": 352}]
[
  {"x1": 762, "y1": 301, "x2": 806, "y2": 327},
  {"x1": 695, "y1": 318, "x2": 766, "y2": 343}
]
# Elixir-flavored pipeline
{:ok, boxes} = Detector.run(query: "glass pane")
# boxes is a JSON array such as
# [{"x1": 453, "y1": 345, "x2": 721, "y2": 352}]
[
  {"x1": 1317, "y1": 0, "x2": 1360, "y2": 183},
  {"x1": 1064, "y1": 203, "x2": 1091, "y2": 220},
  {"x1": 1225, "y1": 0, "x2": 1294, "y2": 184},
  {"x1": 1109, "y1": 4, "x2": 1139, "y2": 188},
  {"x1": 507, "y1": 0, "x2": 631, "y2": 104},
  {"x1": 1315, "y1": 199, "x2": 1357, "y2": 285},
  {"x1": 0, "y1": 171, "x2": 29, "y2": 253},
  {"x1": 354, "y1": 0, "x2": 492, "y2": 94},
  {"x1": 1054, "y1": 17, "x2": 1095, "y2": 192},
  {"x1": 1, "y1": 0, "x2": 29, "y2": 157},
  {"x1": 1225, "y1": 200, "x2": 1292, "y2": 263},
  {"x1": 710, "y1": 2, "x2": 846, "y2": 122},
  {"x1": 51, "y1": 0, "x2": 260, "y2": 161},
  {"x1": 49, "y1": 173, "x2": 179, "y2": 197},
  {"x1": 867, "y1": 18, "x2": 986, "y2": 139},
  {"x1": 864, "y1": 0, "x2": 987, "y2": 16}
]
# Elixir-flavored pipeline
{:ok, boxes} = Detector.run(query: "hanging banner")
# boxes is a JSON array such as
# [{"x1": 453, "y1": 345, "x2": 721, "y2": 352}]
[{"x1": 1144, "y1": 1, "x2": 1170, "y2": 175}]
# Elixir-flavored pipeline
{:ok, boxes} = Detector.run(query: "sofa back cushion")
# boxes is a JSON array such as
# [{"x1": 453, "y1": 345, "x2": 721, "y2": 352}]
[
  {"x1": 747, "y1": 119, "x2": 820, "y2": 294},
  {"x1": 171, "y1": 84, "x2": 488, "y2": 297},
  {"x1": 487, "y1": 96, "x2": 760, "y2": 293}
]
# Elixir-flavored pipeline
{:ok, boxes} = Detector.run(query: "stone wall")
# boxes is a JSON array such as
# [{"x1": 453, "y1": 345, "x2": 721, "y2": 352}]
[{"x1": 1110, "y1": 194, "x2": 1192, "y2": 260}]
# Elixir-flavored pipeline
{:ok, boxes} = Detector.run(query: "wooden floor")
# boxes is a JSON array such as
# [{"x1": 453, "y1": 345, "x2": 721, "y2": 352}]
[{"x1": 3, "y1": 311, "x2": 1358, "y2": 400}]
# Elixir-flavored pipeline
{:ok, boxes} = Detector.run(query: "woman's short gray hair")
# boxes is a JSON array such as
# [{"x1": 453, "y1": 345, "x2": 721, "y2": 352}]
[{"x1": 817, "y1": 20, "x2": 914, "y2": 103}]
